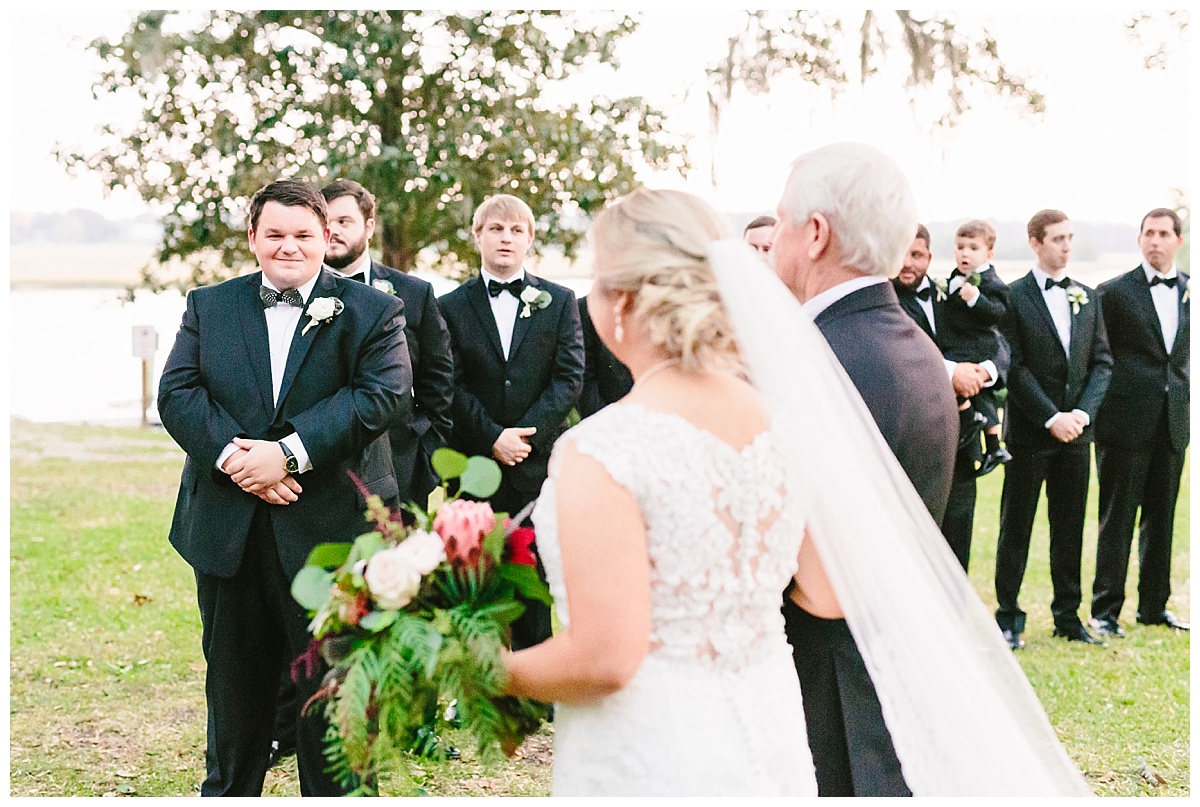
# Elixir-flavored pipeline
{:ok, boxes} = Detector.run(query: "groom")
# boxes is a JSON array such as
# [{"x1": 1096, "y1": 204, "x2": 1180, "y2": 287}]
[
  {"x1": 158, "y1": 179, "x2": 412, "y2": 796},
  {"x1": 772, "y1": 143, "x2": 958, "y2": 797}
]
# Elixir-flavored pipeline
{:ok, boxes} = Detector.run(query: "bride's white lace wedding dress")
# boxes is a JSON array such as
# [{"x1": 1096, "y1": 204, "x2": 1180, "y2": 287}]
[{"x1": 531, "y1": 402, "x2": 818, "y2": 796}]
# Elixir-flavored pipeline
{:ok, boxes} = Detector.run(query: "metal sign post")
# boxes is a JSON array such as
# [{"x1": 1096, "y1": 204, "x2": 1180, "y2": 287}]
[{"x1": 132, "y1": 326, "x2": 158, "y2": 427}]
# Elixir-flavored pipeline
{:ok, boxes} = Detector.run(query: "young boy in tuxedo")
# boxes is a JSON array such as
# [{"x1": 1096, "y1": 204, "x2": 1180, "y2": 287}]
[{"x1": 939, "y1": 219, "x2": 1012, "y2": 476}]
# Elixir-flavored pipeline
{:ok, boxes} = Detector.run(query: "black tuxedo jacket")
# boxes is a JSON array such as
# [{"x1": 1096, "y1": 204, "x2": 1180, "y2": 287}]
[
  {"x1": 1001, "y1": 271, "x2": 1112, "y2": 449},
  {"x1": 158, "y1": 269, "x2": 412, "y2": 579},
  {"x1": 438, "y1": 272, "x2": 584, "y2": 505},
  {"x1": 1095, "y1": 267, "x2": 1190, "y2": 452},
  {"x1": 939, "y1": 266, "x2": 1010, "y2": 367},
  {"x1": 894, "y1": 278, "x2": 1012, "y2": 388},
  {"x1": 578, "y1": 294, "x2": 633, "y2": 417},
  {"x1": 369, "y1": 261, "x2": 454, "y2": 501},
  {"x1": 815, "y1": 281, "x2": 958, "y2": 523}
]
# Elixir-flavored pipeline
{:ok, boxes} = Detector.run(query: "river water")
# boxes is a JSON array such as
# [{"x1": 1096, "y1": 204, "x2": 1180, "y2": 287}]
[{"x1": 8, "y1": 256, "x2": 1140, "y2": 426}]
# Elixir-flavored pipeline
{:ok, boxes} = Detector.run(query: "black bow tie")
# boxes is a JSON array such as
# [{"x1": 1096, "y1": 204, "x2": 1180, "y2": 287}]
[
  {"x1": 1150, "y1": 275, "x2": 1178, "y2": 289},
  {"x1": 260, "y1": 286, "x2": 304, "y2": 308},
  {"x1": 488, "y1": 278, "x2": 524, "y2": 299},
  {"x1": 1044, "y1": 277, "x2": 1071, "y2": 291},
  {"x1": 914, "y1": 285, "x2": 932, "y2": 301},
  {"x1": 346, "y1": 271, "x2": 366, "y2": 284}
]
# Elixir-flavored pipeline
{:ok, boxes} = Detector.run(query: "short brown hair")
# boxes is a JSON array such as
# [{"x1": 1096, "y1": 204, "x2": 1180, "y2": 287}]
[
  {"x1": 1140, "y1": 208, "x2": 1183, "y2": 237},
  {"x1": 1027, "y1": 209, "x2": 1069, "y2": 243},
  {"x1": 956, "y1": 219, "x2": 996, "y2": 249},
  {"x1": 249, "y1": 180, "x2": 327, "y2": 231},
  {"x1": 915, "y1": 223, "x2": 931, "y2": 247},
  {"x1": 322, "y1": 178, "x2": 376, "y2": 222},
  {"x1": 743, "y1": 215, "x2": 777, "y2": 235}
]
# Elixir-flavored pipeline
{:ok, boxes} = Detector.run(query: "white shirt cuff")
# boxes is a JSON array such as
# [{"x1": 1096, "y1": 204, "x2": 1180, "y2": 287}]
[
  {"x1": 1071, "y1": 409, "x2": 1090, "y2": 427},
  {"x1": 216, "y1": 442, "x2": 240, "y2": 472},
  {"x1": 980, "y1": 360, "x2": 998, "y2": 387},
  {"x1": 943, "y1": 359, "x2": 956, "y2": 380},
  {"x1": 1044, "y1": 412, "x2": 1060, "y2": 429},
  {"x1": 281, "y1": 432, "x2": 313, "y2": 474},
  {"x1": 965, "y1": 292, "x2": 979, "y2": 308}
]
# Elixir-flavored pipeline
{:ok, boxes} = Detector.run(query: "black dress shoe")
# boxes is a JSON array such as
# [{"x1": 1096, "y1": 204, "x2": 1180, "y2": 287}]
[
  {"x1": 975, "y1": 447, "x2": 1013, "y2": 478},
  {"x1": 1137, "y1": 610, "x2": 1190, "y2": 631},
  {"x1": 1090, "y1": 617, "x2": 1126, "y2": 638},
  {"x1": 1002, "y1": 629, "x2": 1024, "y2": 651},
  {"x1": 1052, "y1": 625, "x2": 1107, "y2": 646}
]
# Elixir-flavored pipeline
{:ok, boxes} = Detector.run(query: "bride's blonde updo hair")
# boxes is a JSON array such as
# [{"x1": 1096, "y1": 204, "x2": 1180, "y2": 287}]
[{"x1": 589, "y1": 189, "x2": 739, "y2": 373}]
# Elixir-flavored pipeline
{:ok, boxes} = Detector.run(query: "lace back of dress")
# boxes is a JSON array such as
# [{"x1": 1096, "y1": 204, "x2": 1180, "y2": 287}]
[{"x1": 562, "y1": 404, "x2": 802, "y2": 671}]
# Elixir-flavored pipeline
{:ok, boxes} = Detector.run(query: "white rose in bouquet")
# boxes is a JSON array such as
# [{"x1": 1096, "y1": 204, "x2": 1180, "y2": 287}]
[
  {"x1": 364, "y1": 546, "x2": 423, "y2": 610},
  {"x1": 396, "y1": 530, "x2": 446, "y2": 576}
]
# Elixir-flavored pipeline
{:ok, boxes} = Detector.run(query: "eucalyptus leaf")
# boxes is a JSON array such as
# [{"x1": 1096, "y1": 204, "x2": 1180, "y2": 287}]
[
  {"x1": 353, "y1": 531, "x2": 386, "y2": 563},
  {"x1": 460, "y1": 456, "x2": 502, "y2": 498},
  {"x1": 291, "y1": 566, "x2": 335, "y2": 611},
  {"x1": 431, "y1": 448, "x2": 468, "y2": 481},
  {"x1": 360, "y1": 610, "x2": 399, "y2": 632},
  {"x1": 305, "y1": 542, "x2": 352, "y2": 569}
]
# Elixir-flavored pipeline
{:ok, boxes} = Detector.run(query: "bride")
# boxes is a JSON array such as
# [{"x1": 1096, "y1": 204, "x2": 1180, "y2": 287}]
[{"x1": 501, "y1": 188, "x2": 1091, "y2": 796}]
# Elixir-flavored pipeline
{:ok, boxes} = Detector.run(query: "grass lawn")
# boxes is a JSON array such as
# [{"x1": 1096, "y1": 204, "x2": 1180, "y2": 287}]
[{"x1": 8, "y1": 419, "x2": 1189, "y2": 796}]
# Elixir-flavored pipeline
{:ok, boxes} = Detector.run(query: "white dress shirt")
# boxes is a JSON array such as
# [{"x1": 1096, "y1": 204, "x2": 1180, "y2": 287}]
[
  {"x1": 801, "y1": 275, "x2": 888, "y2": 320},
  {"x1": 1143, "y1": 262, "x2": 1180, "y2": 353},
  {"x1": 214, "y1": 271, "x2": 319, "y2": 474},
  {"x1": 1031, "y1": 266, "x2": 1089, "y2": 429},
  {"x1": 326, "y1": 251, "x2": 372, "y2": 285},
  {"x1": 1032, "y1": 267, "x2": 1072, "y2": 355},
  {"x1": 481, "y1": 267, "x2": 526, "y2": 360}
]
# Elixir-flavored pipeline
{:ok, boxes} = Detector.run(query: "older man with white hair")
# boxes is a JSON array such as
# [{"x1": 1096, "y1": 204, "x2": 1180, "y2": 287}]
[{"x1": 774, "y1": 142, "x2": 958, "y2": 797}]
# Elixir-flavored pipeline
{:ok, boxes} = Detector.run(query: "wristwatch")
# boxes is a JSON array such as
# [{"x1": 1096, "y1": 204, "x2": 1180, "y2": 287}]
[{"x1": 279, "y1": 441, "x2": 299, "y2": 474}]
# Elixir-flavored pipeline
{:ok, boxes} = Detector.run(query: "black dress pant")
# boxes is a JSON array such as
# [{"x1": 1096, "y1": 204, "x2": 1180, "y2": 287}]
[
  {"x1": 782, "y1": 599, "x2": 910, "y2": 797},
  {"x1": 994, "y1": 441, "x2": 1091, "y2": 634},
  {"x1": 195, "y1": 505, "x2": 358, "y2": 796},
  {"x1": 492, "y1": 482, "x2": 553, "y2": 651},
  {"x1": 1091, "y1": 418, "x2": 1185, "y2": 623},
  {"x1": 941, "y1": 451, "x2": 979, "y2": 572}
]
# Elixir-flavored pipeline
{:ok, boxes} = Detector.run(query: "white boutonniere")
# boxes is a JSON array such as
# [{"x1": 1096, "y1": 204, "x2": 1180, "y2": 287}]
[
  {"x1": 1066, "y1": 286, "x2": 1088, "y2": 315},
  {"x1": 931, "y1": 278, "x2": 948, "y2": 302},
  {"x1": 302, "y1": 296, "x2": 345, "y2": 335},
  {"x1": 519, "y1": 286, "x2": 552, "y2": 318},
  {"x1": 372, "y1": 278, "x2": 395, "y2": 295},
  {"x1": 1183, "y1": 286, "x2": 1190, "y2": 306}
]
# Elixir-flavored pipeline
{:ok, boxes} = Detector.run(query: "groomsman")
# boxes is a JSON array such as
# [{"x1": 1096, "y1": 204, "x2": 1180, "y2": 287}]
[
  {"x1": 158, "y1": 179, "x2": 411, "y2": 795},
  {"x1": 994, "y1": 209, "x2": 1112, "y2": 651},
  {"x1": 320, "y1": 179, "x2": 454, "y2": 506},
  {"x1": 267, "y1": 178, "x2": 456, "y2": 767},
  {"x1": 439, "y1": 193, "x2": 584, "y2": 649},
  {"x1": 892, "y1": 224, "x2": 1010, "y2": 571},
  {"x1": 742, "y1": 214, "x2": 777, "y2": 263},
  {"x1": 578, "y1": 294, "x2": 633, "y2": 417},
  {"x1": 1090, "y1": 208, "x2": 1190, "y2": 636},
  {"x1": 772, "y1": 143, "x2": 958, "y2": 797}
]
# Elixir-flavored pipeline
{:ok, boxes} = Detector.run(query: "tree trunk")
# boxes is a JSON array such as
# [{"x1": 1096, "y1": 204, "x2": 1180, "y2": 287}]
[{"x1": 380, "y1": 222, "x2": 418, "y2": 273}]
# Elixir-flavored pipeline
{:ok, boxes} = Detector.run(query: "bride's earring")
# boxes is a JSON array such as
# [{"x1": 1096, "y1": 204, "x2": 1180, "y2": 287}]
[{"x1": 614, "y1": 309, "x2": 624, "y2": 343}]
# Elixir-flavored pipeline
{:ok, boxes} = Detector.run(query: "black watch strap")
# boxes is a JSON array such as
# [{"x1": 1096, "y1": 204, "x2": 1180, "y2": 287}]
[{"x1": 279, "y1": 441, "x2": 299, "y2": 474}]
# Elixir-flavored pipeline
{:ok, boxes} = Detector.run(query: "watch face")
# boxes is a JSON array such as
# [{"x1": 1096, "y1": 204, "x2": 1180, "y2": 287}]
[{"x1": 285, "y1": 457, "x2": 299, "y2": 473}]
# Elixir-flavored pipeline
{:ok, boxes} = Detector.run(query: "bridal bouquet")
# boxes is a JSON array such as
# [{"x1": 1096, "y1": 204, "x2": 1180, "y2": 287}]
[{"x1": 291, "y1": 449, "x2": 553, "y2": 795}]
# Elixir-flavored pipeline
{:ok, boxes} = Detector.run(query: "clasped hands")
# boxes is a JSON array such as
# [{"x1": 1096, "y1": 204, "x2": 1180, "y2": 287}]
[
  {"x1": 1048, "y1": 412, "x2": 1087, "y2": 443},
  {"x1": 222, "y1": 437, "x2": 303, "y2": 505},
  {"x1": 493, "y1": 426, "x2": 537, "y2": 466}
]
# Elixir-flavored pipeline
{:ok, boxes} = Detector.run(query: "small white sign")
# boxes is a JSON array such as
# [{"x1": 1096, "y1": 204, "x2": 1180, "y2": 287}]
[{"x1": 132, "y1": 325, "x2": 158, "y2": 360}]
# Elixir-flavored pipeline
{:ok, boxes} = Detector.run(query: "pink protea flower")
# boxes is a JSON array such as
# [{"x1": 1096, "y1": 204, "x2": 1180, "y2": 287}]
[{"x1": 433, "y1": 499, "x2": 496, "y2": 567}]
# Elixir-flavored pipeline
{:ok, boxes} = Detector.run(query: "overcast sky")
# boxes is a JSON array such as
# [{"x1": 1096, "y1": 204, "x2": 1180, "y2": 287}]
[{"x1": 7, "y1": 8, "x2": 1192, "y2": 226}]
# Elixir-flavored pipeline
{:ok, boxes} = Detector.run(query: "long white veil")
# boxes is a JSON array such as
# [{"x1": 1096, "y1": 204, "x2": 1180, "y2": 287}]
[{"x1": 708, "y1": 240, "x2": 1091, "y2": 796}]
